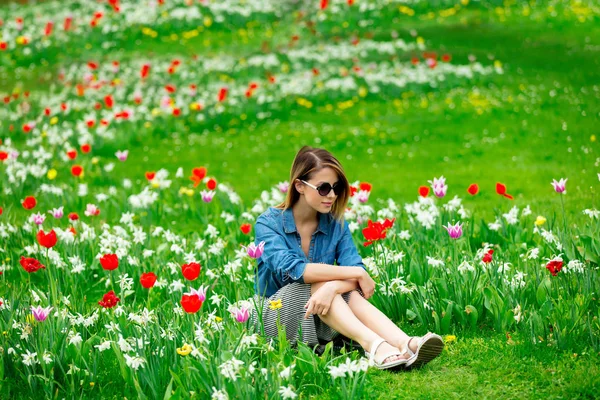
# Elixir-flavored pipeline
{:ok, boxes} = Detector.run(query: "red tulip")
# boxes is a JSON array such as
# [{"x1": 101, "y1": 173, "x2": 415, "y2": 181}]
[
  {"x1": 496, "y1": 183, "x2": 514, "y2": 200},
  {"x1": 240, "y1": 223, "x2": 252, "y2": 235},
  {"x1": 44, "y1": 21, "x2": 53, "y2": 36},
  {"x1": 182, "y1": 262, "x2": 201, "y2": 281},
  {"x1": 546, "y1": 260, "x2": 563, "y2": 277},
  {"x1": 20, "y1": 256, "x2": 46, "y2": 273},
  {"x1": 37, "y1": 229, "x2": 57, "y2": 248},
  {"x1": 67, "y1": 149, "x2": 77, "y2": 160},
  {"x1": 68, "y1": 212, "x2": 79, "y2": 220},
  {"x1": 0, "y1": 151, "x2": 8, "y2": 161},
  {"x1": 71, "y1": 165, "x2": 83, "y2": 177},
  {"x1": 217, "y1": 87, "x2": 228, "y2": 102},
  {"x1": 442, "y1": 54, "x2": 451, "y2": 62},
  {"x1": 362, "y1": 218, "x2": 395, "y2": 247},
  {"x1": 100, "y1": 254, "x2": 119, "y2": 270},
  {"x1": 467, "y1": 184, "x2": 479, "y2": 195},
  {"x1": 418, "y1": 186, "x2": 429, "y2": 197},
  {"x1": 98, "y1": 290, "x2": 120, "y2": 308},
  {"x1": 190, "y1": 167, "x2": 207, "y2": 187},
  {"x1": 482, "y1": 249, "x2": 494, "y2": 263},
  {"x1": 181, "y1": 294, "x2": 202, "y2": 313},
  {"x1": 0, "y1": 207, "x2": 2, "y2": 216},
  {"x1": 206, "y1": 178, "x2": 217, "y2": 190},
  {"x1": 320, "y1": 0, "x2": 328, "y2": 10},
  {"x1": 145, "y1": 171, "x2": 155, "y2": 181},
  {"x1": 81, "y1": 144, "x2": 91, "y2": 153},
  {"x1": 63, "y1": 16, "x2": 72, "y2": 31},
  {"x1": 140, "y1": 63, "x2": 150, "y2": 79},
  {"x1": 140, "y1": 272, "x2": 157, "y2": 288},
  {"x1": 104, "y1": 95, "x2": 113, "y2": 108},
  {"x1": 22, "y1": 196, "x2": 36, "y2": 210},
  {"x1": 359, "y1": 182, "x2": 372, "y2": 192}
]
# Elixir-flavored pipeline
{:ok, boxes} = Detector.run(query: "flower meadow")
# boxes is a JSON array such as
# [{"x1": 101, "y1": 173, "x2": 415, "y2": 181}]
[{"x1": 1, "y1": 0, "x2": 600, "y2": 398}]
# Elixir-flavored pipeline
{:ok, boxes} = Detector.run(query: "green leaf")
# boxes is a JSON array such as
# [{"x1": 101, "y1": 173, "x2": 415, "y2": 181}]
[
  {"x1": 441, "y1": 302, "x2": 454, "y2": 334},
  {"x1": 163, "y1": 377, "x2": 174, "y2": 400},
  {"x1": 536, "y1": 277, "x2": 551, "y2": 306},
  {"x1": 465, "y1": 305, "x2": 479, "y2": 330}
]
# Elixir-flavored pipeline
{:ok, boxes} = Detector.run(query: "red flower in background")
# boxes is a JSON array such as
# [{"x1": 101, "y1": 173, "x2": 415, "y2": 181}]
[
  {"x1": 546, "y1": 260, "x2": 563, "y2": 276},
  {"x1": 140, "y1": 272, "x2": 157, "y2": 288},
  {"x1": 240, "y1": 223, "x2": 252, "y2": 235},
  {"x1": 100, "y1": 254, "x2": 119, "y2": 270},
  {"x1": 419, "y1": 186, "x2": 429, "y2": 197},
  {"x1": 217, "y1": 87, "x2": 228, "y2": 102},
  {"x1": 362, "y1": 218, "x2": 395, "y2": 247},
  {"x1": 68, "y1": 212, "x2": 79, "y2": 220},
  {"x1": 37, "y1": 229, "x2": 57, "y2": 248},
  {"x1": 0, "y1": 207, "x2": 3, "y2": 216},
  {"x1": 182, "y1": 262, "x2": 201, "y2": 281},
  {"x1": 359, "y1": 182, "x2": 372, "y2": 192},
  {"x1": 482, "y1": 249, "x2": 494, "y2": 263},
  {"x1": 467, "y1": 184, "x2": 479, "y2": 195},
  {"x1": 22, "y1": 196, "x2": 36, "y2": 210},
  {"x1": 0, "y1": 151, "x2": 8, "y2": 161},
  {"x1": 350, "y1": 186, "x2": 358, "y2": 197},
  {"x1": 71, "y1": 165, "x2": 83, "y2": 177},
  {"x1": 145, "y1": 171, "x2": 155, "y2": 181},
  {"x1": 206, "y1": 178, "x2": 217, "y2": 190},
  {"x1": 98, "y1": 290, "x2": 120, "y2": 308},
  {"x1": 496, "y1": 182, "x2": 514, "y2": 200},
  {"x1": 190, "y1": 167, "x2": 207, "y2": 187},
  {"x1": 20, "y1": 256, "x2": 46, "y2": 273},
  {"x1": 181, "y1": 294, "x2": 202, "y2": 313},
  {"x1": 140, "y1": 63, "x2": 150, "y2": 79},
  {"x1": 67, "y1": 149, "x2": 77, "y2": 160},
  {"x1": 81, "y1": 144, "x2": 91, "y2": 153}
]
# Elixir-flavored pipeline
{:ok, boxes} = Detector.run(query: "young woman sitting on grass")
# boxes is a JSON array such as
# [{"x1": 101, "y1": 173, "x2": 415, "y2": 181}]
[{"x1": 251, "y1": 146, "x2": 444, "y2": 370}]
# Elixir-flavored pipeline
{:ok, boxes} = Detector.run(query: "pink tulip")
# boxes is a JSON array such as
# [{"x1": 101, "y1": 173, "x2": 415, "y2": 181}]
[
  {"x1": 443, "y1": 222, "x2": 463, "y2": 239},
  {"x1": 31, "y1": 305, "x2": 53, "y2": 322},
  {"x1": 246, "y1": 241, "x2": 265, "y2": 259},
  {"x1": 48, "y1": 206, "x2": 64, "y2": 219},
  {"x1": 428, "y1": 176, "x2": 448, "y2": 198},
  {"x1": 201, "y1": 190, "x2": 215, "y2": 203},
  {"x1": 186, "y1": 285, "x2": 207, "y2": 303},
  {"x1": 230, "y1": 306, "x2": 250, "y2": 323},
  {"x1": 115, "y1": 150, "x2": 128, "y2": 162},
  {"x1": 277, "y1": 182, "x2": 289, "y2": 193},
  {"x1": 551, "y1": 178, "x2": 567, "y2": 194},
  {"x1": 30, "y1": 212, "x2": 46, "y2": 225}
]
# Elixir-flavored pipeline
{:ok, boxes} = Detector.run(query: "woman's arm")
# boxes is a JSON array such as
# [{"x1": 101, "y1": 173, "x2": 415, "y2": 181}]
[{"x1": 302, "y1": 263, "x2": 365, "y2": 283}]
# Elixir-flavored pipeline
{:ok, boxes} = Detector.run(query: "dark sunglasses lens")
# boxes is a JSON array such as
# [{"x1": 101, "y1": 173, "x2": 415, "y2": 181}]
[{"x1": 318, "y1": 182, "x2": 342, "y2": 196}]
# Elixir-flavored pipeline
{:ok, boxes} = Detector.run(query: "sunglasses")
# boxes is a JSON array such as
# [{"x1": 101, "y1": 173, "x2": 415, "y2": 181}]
[{"x1": 300, "y1": 180, "x2": 343, "y2": 196}]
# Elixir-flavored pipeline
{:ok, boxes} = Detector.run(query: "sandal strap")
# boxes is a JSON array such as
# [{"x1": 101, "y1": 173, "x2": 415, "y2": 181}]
[{"x1": 368, "y1": 337, "x2": 387, "y2": 363}]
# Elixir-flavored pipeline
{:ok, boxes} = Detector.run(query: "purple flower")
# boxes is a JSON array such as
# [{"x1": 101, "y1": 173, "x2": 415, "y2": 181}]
[
  {"x1": 246, "y1": 241, "x2": 265, "y2": 259},
  {"x1": 115, "y1": 150, "x2": 128, "y2": 162},
  {"x1": 443, "y1": 222, "x2": 463, "y2": 239},
  {"x1": 30, "y1": 212, "x2": 46, "y2": 225},
  {"x1": 551, "y1": 178, "x2": 567, "y2": 194},
  {"x1": 31, "y1": 305, "x2": 53, "y2": 322},
  {"x1": 48, "y1": 206, "x2": 64, "y2": 219},
  {"x1": 357, "y1": 190, "x2": 370, "y2": 203},
  {"x1": 186, "y1": 285, "x2": 207, "y2": 303},
  {"x1": 428, "y1": 175, "x2": 448, "y2": 198},
  {"x1": 230, "y1": 305, "x2": 250, "y2": 323},
  {"x1": 201, "y1": 190, "x2": 215, "y2": 203},
  {"x1": 277, "y1": 181, "x2": 289, "y2": 193}
]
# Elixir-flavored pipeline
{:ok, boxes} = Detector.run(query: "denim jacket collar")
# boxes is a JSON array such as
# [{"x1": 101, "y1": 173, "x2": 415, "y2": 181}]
[{"x1": 282, "y1": 207, "x2": 329, "y2": 235}]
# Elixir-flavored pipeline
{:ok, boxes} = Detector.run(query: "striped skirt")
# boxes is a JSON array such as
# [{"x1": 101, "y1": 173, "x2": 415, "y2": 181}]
[{"x1": 250, "y1": 282, "x2": 364, "y2": 348}]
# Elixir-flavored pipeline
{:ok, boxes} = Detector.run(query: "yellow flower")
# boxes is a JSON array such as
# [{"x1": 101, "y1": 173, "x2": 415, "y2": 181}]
[
  {"x1": 204, "y1": 16, "x2": 212, "y2": 27},
  {"x1": 91, "y1": 157, "x2": 99, "y2": 165},
  {"x1": 47, "y1": 169, "x2": 58, "y2": 180},
  {"x1": 215, "y1": 316, "x2": 223, "y2": 322},
  {"x1": 268, "y1": 299, "x2": 282, "y2": 310},
  {"x1": 444, "y1": 335, "x2": 457, "y2": 344},
  {"x1": 177, "y1": 343, "x2": 192, "y2": 356},
  {"x1": 591, "y1": 135, "x2": 596, "y2": 142},
  {"x1": 90, "y1": 382, "x2": 95, "y2": 387},
  {"x1": 535, "y1": 216, "x2": 547, "y2": 226},
  {"x1": 50, "y1": 117, "x2": 58, "y2": 125},
  {"x1": 151, "y1": 181, "x2": 160, "y2": 189},
  {"x1": 26, "y1": 314, "x2": 35, "y2": 324}
]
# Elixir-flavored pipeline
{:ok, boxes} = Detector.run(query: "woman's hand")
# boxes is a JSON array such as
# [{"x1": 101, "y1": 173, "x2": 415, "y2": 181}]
[
  {"x1": 357, "y1": 269, "x2": 376, "y2": 299},
  {"x1": 304, "y1": 282, "x2": 338, "y2": 319}
]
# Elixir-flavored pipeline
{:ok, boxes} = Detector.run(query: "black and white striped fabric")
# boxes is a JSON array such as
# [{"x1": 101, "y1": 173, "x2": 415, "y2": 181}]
[{"x1": 250, "y1": 282, "x2": 365, "y2": 347}]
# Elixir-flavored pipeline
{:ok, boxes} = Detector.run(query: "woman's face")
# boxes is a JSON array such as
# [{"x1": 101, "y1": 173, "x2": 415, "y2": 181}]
[{"x1": 296, "y1": 167, "x2": 339, "y2": 213}]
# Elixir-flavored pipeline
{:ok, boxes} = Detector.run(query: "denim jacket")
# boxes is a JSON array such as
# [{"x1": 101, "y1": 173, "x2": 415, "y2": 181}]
[{"x1": 254, "y1": 206, "x2": 366, "y2": 297}]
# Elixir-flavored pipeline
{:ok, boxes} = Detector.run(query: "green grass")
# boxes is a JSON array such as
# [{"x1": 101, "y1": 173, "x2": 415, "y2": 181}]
[{"x1": 1, "y1": 2, "x2": 600, "y2": 399}]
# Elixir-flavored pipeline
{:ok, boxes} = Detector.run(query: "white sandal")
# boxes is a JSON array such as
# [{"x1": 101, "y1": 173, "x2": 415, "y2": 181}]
[
  {"x1": 404, "y1": 332, "x2": 445, "y2": 370},
  {"x1": 364, "y1": 337, "x2": 409, "y2": 370}
]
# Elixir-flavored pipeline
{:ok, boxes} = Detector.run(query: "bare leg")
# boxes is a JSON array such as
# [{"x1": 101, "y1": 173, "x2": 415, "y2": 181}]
[
  {"x1": 346, "y1": 290, "x2": 420, "y2": 356},
  {"x1": 310, "y1": 282, "x2": 404, "y2": 363}
]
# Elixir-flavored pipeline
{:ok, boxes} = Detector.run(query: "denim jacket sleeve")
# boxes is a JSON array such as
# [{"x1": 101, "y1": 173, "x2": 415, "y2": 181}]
[
  {"x1": 255, "y1": 215, "x2": 307, "y2": 284},
  {"x1": 335, "y1": 220, "x2": 366, "y2": 270}
]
